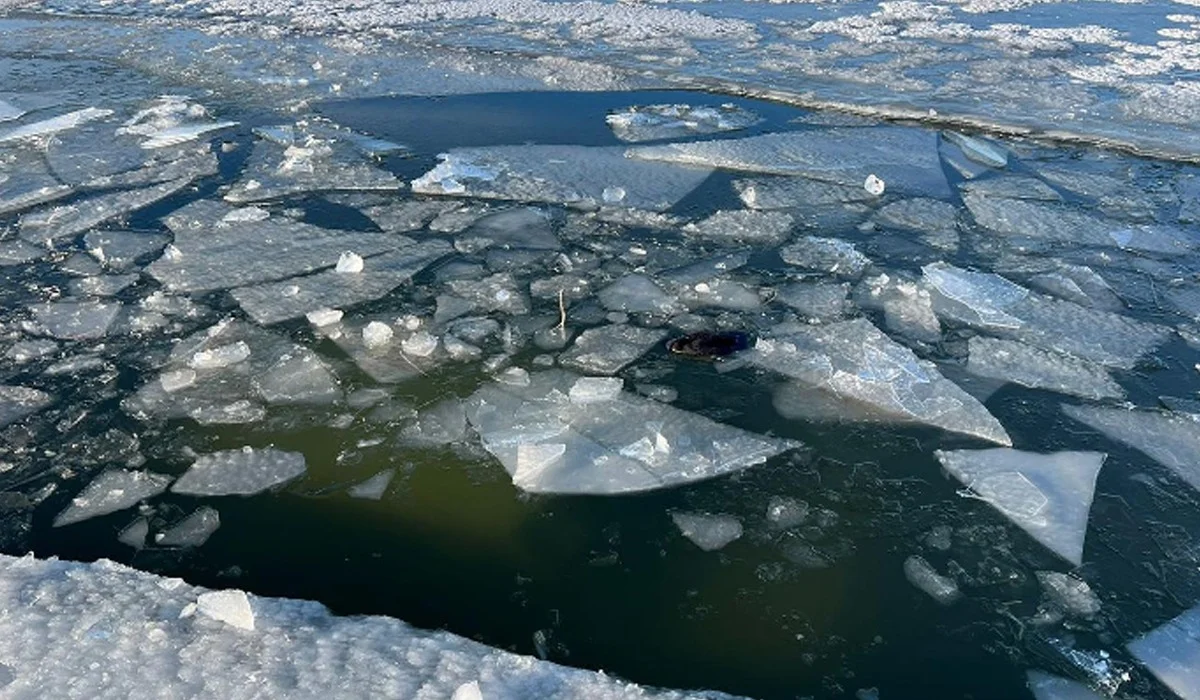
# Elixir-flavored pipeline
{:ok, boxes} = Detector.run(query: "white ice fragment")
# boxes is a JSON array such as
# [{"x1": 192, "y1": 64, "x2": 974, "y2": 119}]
[
  {"x1": 671, "y1": 512, "x2": 743, "y2": 551},
  {"x1": 497, "y1": 367, "x2": 531, "y2": 386},
  {"x1": 401, "y1": 331, "x2": 438, "y2": 358},
  {"x1": 1126, "y1": 604, "x2": 1200, "y2": 700},
  {"x1": 682, "y1": 210, "x2": 794, "y2": 246},
  {"x1": 967, "y1": 337, "x2": 1124, "y2": 401},
  {"x1": 362, "y1": 321, "x2": 394, "y2": 350},
  {"x1": 943, "y1": 132, "x2": 1008, "y2": 168},
  {"x1": 903, "y1": 555, "x2": 961, "y2": 605},
  {"x1": 196, "y1": 590, "x2": 255, "y2": 631},
  {"x1": 306, "y1": 308, "x2": 343, "y2": 327},
  {"x1": 141, "y1": 121, "x2": 238, "y2": 149},
  {"x1": 171, "y1": 447, "x2": 306, "y2": 497},
  {"x1": 160, "y1": 369, "x2": 198, "y2": 393},
  {"x1": 29, "y1": 301, "x2": 120, "y2": 340},
  {"x1": 349, "y1": 469, "x2": 396, "y2": 500},
  {"x1": 1062, "y1": 405, "x2": 1200, "y2": 493},
  {"x1": 602, "y1": 186, "x2": 625, "y2": 203},
  {"x1": 156, "y1": 507, "x2": 220, "y2": 548},
  {"x1": 598, "y1": 275, "x2": 681, "y2": 315},
  {"x1": 569, "y1": 376, "x2": 623, "y2": 404},
  {"x1": 1036, "y1": 572, "x2": 1101, "y2": 617},
  {"x1": 335, "y1": 251, "x2": 364, "y2": 274},
  {"x1": 934, "y1": 449, "x2": 1105, "y2": 566},
  {"x1": 452, "y1": 680, "x2": 485, "y2": 700},
  {"x1": 188, "y1": 341, "x2": 251, "y2": 370},
  {"x1": 53, "y1": 470, "x2": 173, "y2": 527},
  {"x1": 864, "y1": 174, "x2": 885, "y2": 196}
]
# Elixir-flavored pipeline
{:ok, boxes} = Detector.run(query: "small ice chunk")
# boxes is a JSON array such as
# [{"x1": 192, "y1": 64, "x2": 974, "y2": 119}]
[
  {"x1": 606, "y1": 103, "x2": 761, "y2": 142},
  {"x1": 401, "y1": 331, "x2": 438, "y2": 358},
  {"x1": 943, "y1": 132, "x2": 1008, "y2": 168},
  {"x1": 672, "y1": 512, "x2": 743, "y2": 551},
  {"x1": 4, "y1": 339, "x2": 58, "y2": 364},
  {"x1": 569, "y1": 376, "x2": 623, "y2": 404},
  {"x1": 29, "y1": 301, "x2": 120, "y2": 340},
  {"x1": 864, "y1": 174, "x2": 885, "y2": 196},
  {"x1": 171, "y1": 447, "x2": 306, "y2": 497},
  {"x1": 1062, "y1": 405, "x2": 1200, "y2": 494},
  {"x1": 189, "y1": 341, "x2": 251, "y2": 370},
  {"x1": 306, "y1": 308, "x2": 343, "y2": 327},
  {"x1": 1036, "y1": 572, "x2": 1100, "y2": 617},
  {"x1": 160, "y1": 369, "x2": 198, "y2": 393},
  {"x1": 0, "y1": 107, "x2": 113, "y2": 144},
  {"x1": 451, "y1": 680, "x2": 485, "y2": 700},
  {"x1": 348, "y1": 469, "x2": 395, "y2": 500},
  {"x1": 559, "y1": 324, "x2": 668, "y2": 376},
  {"x1": 903, "y1": 555, "x2": 961, "y2": 605},
  {"x1": 117, "y1": 518, "x2": 149, "y2": 549},
  {"x1": 780, "y1": 237, "x2": 870, "y2": 278},
  {"x1": 774, "y1": 282, "x2": 851, "y2": 321},
  {"x1": 598, "y1": 275, "x2": 681, "y2": 315},
  {"x1": 1126, "y1": 604, "x2": 1200, "y2": 700},
  {"x1": 0, "y1": 386, "x2": 53, "y2": 429},
  {"x1": 335, "y1": 251, "x2": 364, "y2": 273},
  {"x1": 53, "y1": 469, "x2": 173, "y2": 527},
  {"x1": 934, "y1": 449, "x2": 1105, "y2": 566},
  {"x1": 362, "y1": 321, "x2": 394, "y2": 350},
  {"x1": 682, "y1": 210, "x2": 794, "y2": 246},
  {"x1": 20, "y1": 178, "x2": 196, "y2": 246},
  {"x1": 1026, "y1": 671, "x2": 1107, "y2": 700},
  {"x1": 399, "y1": 399, "x2": 468, "y2": 446},
  {"x1": 156, "y1": 507, "x2": 220, "y2": 548},
  {"x1": 196, "y1": 590, "x2": 255, "y2": 631},
  {"x1": 766, "y1": 497, "x2": 809, "y2": 529},
  {"x1": 253, "y1": 353, "x2": 341, "y2": 405},
  {"x1": 967, "y1": 336, "x2": 1124, "y2": 401}
]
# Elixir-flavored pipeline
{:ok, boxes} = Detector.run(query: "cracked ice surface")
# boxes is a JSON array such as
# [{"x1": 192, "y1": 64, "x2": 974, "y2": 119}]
[
  {"x1": 627, "y1": 128, "x2": 949, "y2": 198},
  {"x1": 934, "y1": 449, "x2": 1105, "y2": 566},
  {"x1": 1127, "y1": 604, "x2": 1200, "y2": 700},
  {"x1": 412, "y1": 145, "x2": 712, "y2": 212},
  {"x1": 464, "y1": 370, "x2": 799, "y2": 494},
  {"x1": 0, "y1": 554, "x2": 739, "y2": 699},
  {"x1": 171, "y1": 447, "x2": 307, "y2": 496},
  {"x1": 1062, "y1": 405, "x2": 1200, "y2": 494},
  {"x1": 747, "y1": 318, "x2": 1011, "y2": 445}
]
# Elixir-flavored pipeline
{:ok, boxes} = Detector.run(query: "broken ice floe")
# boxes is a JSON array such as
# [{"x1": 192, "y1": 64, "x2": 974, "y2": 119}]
[
  {"x1": 156, "y1": 506, "x2": 221, "y2": 547},
  {"x1": 859, "y1": 275, "x2": 941, "y2": 343},
  {"x1": 84, "y1": 230, "x2": 171, "y2": 271},
  {"x1": 349, "y1": 469, "x2": 396, "y2": 500},
  {"x1": 933, "y1": 449, "x2": 1105, "y2": 566},
  {"x1": 230, "y1": 240, "x2": 450, "y2": 325},
  {"x1": 606, "y1": 103, "x2": 761, "y2": 143},
  {"x1": 681, "y1": 210, "x2": 793, "y2": 246},
  {"x1": 627, "y1": 128, "x2": 950, "y2": 198},
  {"x1": 961, "y1": 176, "x2": 1062, "y2": 203},
  {"x1": 464, "y1": 370, "x2": 799, "y2": 494},
  {"x1": 942, "y1": 132, "x2": 1008, "y2": 169},
  {"x1": 1036, "y1": 571, "x2": 1101, "y2": 618},
  {"x1": 671, "y1": 512, "x2": 743, "y2": 551},
  {"x1": 117, "y1": 517, "x2": 149, "y2": 549},
  {"x1": 20, "y1": 177, "x2": 196, "y2": 247},
  {"x1": 774, "y1": 282, "x2": 851, "y2": 321},
  {"x1": 26, "y1": 300, "x2": 120, "y2": 340},
  {"x1": 747, "y1": 318, "x2": 1011, "y2": 445},
  {"x1": 736, "y1": 176, "x2": 874, "y2": 210},
  {"x1": 966, "y1": 336, "x2": 1124, "y2": 401},
  {"x1": 0, "y1": 385, "x2": 53, "y2": 429},
  {"x1": 326, "y1": 315, "x2": 452, "y2": 384},
  {"x1": 53, "y1": 469, "x2": 172, "y2": 527},
  {"x1": 224, "y1": 123, "x2": 402, "y2": 203},
  {"x1": 923, "y1": 262, "x2": 1167, "y2": 369},
  {"x1": 1126, "y1": 604, "x2": 1200, "y2": 700},
  {"x1": 171, "y1": 447, "x2": 306, "y2": 497},
  {"x1": 411, "y1": 144, "x2": 712, "y2": 212},
  {"x1": 873, "y1": 198, "x2": 959, "y2": 250},
  {"x1": 116, "y1": 95, "x2": 237, "y2": 149},
  {"x1": 558, "y1": 324, "x2": 668, "y2": 376},
  {"x1": 1026, "y1": 670, "x2": 1107, "y2": 700},
  {"x1": 903, "y1": 555, "x2": 961, "y2": 605},
  {"x1": 0, "y1": 107, "x2": 113, "y2": 145},
  {"x1": 1061, "y1": 405, "x2": 1200, "y2": 493},
  {"x1": 780, "y1": 237, "x2": 870, "y2": 278}
]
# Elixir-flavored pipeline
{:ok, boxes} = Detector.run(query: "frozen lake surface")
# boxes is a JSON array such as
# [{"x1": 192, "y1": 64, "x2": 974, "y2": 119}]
[{"x1": 2, "y1": 1, "x2": 1200, "y2": 698}]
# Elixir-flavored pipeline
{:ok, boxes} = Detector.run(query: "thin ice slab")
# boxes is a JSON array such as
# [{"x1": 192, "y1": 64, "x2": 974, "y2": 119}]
[
  {"x1": 464, "y1": 370, "x2": 799, "y2": 495},
  {"x1": 1127, "y1": 604, "x2": 1200, "y2": 700},
  {"x1": 559, "y1": 324, "x2": 669, "y2": 375},
  {"x1": 627, "y1": 128, "x2": 949, "y2": 198},
  {"x1": 412, "y1": 144, "x2": 712, "y2": 212},
  {"x1": 326, "y1": 316, "x2": 450, "y2": 384},
  {"x1": 53, "y1": 469, "x2": 173, "y2": 527},
  {"x1": 19, "y1": 177, "x2": 194, "y2": 246},
  {"x1": 967, "y1": 336, "x2": 1124, "y2": 401},
  {"x1": 27, "y1": 300, "x2": 120, "y2": 340},
  {"x1": 172, "y1": 447, "x2": 306, "y2": 497},
  {"x1": 0, "y1": 107, "x2": 112, "y2": 145},
  {"x1": 1026, "y1": 671, "x2": 1107, "y2": 700},
  {"x1": 672, "y1": 512, "x2": 743, "y2": 551},
  {"x1": 1062, "y1": 405, "x2": 1200, "y2": 493},
  {"x1": 681, "y1": 210, "x2": 794, "y2": 246},
  {"x1": 933, "y1": 449, "x2": 1105, "y2": 566},
  {"x1": 155, "y1": 507, "x2": 220, "y2": 547},
  {"x1": 0, "y1": 386, "x2": 53, "y2": 429},
  {"x1": 747, "y1": 318, "x2": 1011, "y2": 445},
  {"x1": 606, "y1": 103, "x2": 761, "y2": 143}
]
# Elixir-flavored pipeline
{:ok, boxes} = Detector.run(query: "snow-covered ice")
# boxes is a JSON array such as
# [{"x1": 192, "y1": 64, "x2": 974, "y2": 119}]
[
  {"x1": 171, "y1": 447, "x2": 307, "y2": 497},
  {"x1": 933, "y1": 449, "x2": 1105, "y2": 566}
]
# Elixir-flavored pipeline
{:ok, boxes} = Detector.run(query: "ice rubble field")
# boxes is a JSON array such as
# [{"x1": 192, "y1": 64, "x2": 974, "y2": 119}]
[{"x1": 1, "y1": 3, "x2": 1200, "y2": 700}]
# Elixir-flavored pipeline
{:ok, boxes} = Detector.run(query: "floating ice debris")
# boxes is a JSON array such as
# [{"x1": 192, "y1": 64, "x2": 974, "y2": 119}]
[
  {"x1": 363, "y1": 200, "x2": 462, "y2": 233},
  {"x1": 1036, "y1": 572, "x2": 1101, "y2": 618},
  {"x1": 349, "y1": 469, "x2": 396, "y2": 500},
  {"x1": 45, "y1": 119, "x2": 217, "y2": 188},
  {"x1": 331, "y1": 316, "x2": 450, "y2": 383},
  {"x1": 160, "y1": 369, "x2": 197, "y2": 393},
  {"x1": 559, "y1": 324, "x2": 669, "y2": 376},
  {"x1": 447, "y1": 273, "x2": 531, "y2": 316},
  {"x1": 671, "y1": 512, "x2": 743, "y2": 551},
  {"x1": 1024, "y1": 266, "x2": 1123, "y2": 312},
  {"x1": 923, "y1": 262, "x2": 1167, "y2": 369},
  {"x1": 117, "y1": 517, "x2": 149, "y2": 549},
  {"x1": 780, "y1": 237, "x2": 870, "y2": 278},
  {"x1": 83, "y1": 230, "x2": 170, "y2": 271},
  {"x1": 156, "y1": 507, "x2": 221, "y2": 548},
  {"x1": 28, "y1": 300, "x2": 119, "y2": 340},
  {"x1": 452, "y1": 680, "x2": 484, "y2": 700},
  {"x1": 598, "y1": 275, "x2": 681, "y2": 315},
  {"x1": 774, "y1": 282, "x2": 851, "y2": 321},
  {"x1": 53, "y1": 469, "x2": 172, "y2": 527},
  {"x1": 232, "y1": 240, "x2": 450, "y2": 325},
  {"x1": 399, "y1": 399, "x2": 468, "y2": 446},
  {"x1": 961, "y1": 177, "x2": 1062, "y2": 202},
  {"x1": 189, "y1": 341, "x2": 251, "y2": 370},
  {"x1": 0, "y1": 153, "x2": 72, "y2": 216},
  {"x1": 196, "y1": 589, "x2": 255, "y2": 631},
  {"x1": 606, "y1": 103, "x2": 761, "y2": 143},
  {"x1": 1061, "y1": 405, "x2": 1200, "y2": 493},
  {"x1": 682, "y1": 210, "x2": 794, "y2": 246},
  {"x1": 943, "y1": 132, "x2": 1008, "y2": 168},
  {"x1": 465, "y1": 369, "x2": 799, "y2": 495},
  {"x1": 628, "y1": 128, "x2": 949, "y2": 198},
  {"x1": 336, "y1": 251, "x2": 364, "y2": 274},
  {"x1": 874, "y1": 198, "x2": 959, "y2": 250},
  {"x1": 0, "y1": 386, "x2": 53, "y2": 429},
  {"x1": 863, "y1": 174, "x2": 885, "y2": 196},
  {"x1": 363, "y1": 323, "x2": 393, "y2": 349},
  {"x1": 5, "y1": 339, "x2": 59, "y2": 364},
  {"x1": 568, "y1": 376, "x2": 623, "y2": 404},
  {"x1": 1126, "y1": 603, "x2": 1200, "y2": 700},
  {"x1": 766, "y1": 497, "x2": 809, "y2": 529},
  {"x1": 0, "y1": 107, "x2": 112, "y2": 144},
  {"x1": 306, "y1": 308, "x2": 343, "y2": 327},
  {"x1": 19, "y1": 176, "x2": 194, "y2": 247},
  {"x1": 903, "y1": 555, "x2": 961, "y2": 605},
  {"x1": 68, "y1": 274, "x2": 139, "y2": 298},
  {"x1": 748, "y1": 318, "x2": 1011, "y2": 444},
  {"x1": 933, "y1": 449, "x2": 1105, "y2": 566},
  {"x1": 172, "y1": 447, "x2": 306, "y2": 497},
  {"x1": 967, "y1": 337, "x2": 1124, "y2": 401},
  {"x1": 0, "y1": 97, "x2": 24, "y2": 122},
  {"x1": 412, "y1": 144, "x2": 712, "y2": 212},
  {"x1": 459, "y1": 206, "x2": 559, "y2": 251},
  {"x1": 1026, "y1": 671, "x2": 1107, "y2": 700},
  {"x1": 861, "y1": 275, "x2": 941, "y2": 343},
  {"x1": 401, "y1": 331, "x2": 438, "y2": 358}
]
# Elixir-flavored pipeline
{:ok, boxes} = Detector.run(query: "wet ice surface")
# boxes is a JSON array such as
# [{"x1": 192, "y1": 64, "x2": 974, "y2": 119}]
[
  {"x1": 1127, "y1": 605, "x2": 1200, "y2": 700},
  {"x1": 1, "y1": 24, "x2": 1200, "y2": 700}
]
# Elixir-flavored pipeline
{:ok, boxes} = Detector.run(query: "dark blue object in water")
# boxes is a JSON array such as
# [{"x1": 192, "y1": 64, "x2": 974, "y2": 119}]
[{"x1": 667, "y1": 331, "x2": 752, "y2": 359}]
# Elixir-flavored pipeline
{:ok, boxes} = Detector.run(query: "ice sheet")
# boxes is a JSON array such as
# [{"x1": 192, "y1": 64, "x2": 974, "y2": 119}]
[
  {"x1": 172, "y1": 446, "x2": 307, "y2": 496},
  {"x1": 559, "y1": 324, "x2": 669, "y2": 375},
  {"x1": 628, "y1": 128, "x2": 949, "y2": 198},
  {"x1": 748, "y1": 318, "x2": 1011, "y2": 445},
  {"x1": 933, "y1": 449, "x2": 1105, "y2": 566},
  {"x1": 1126, "y1": 604, "x2": 1200, "y2": 700},
  {"x1": 464, "y1": 370, "x2": 799, "y2": 494},
  {"x1": 735, "y1": 176, "x2": 873, "y2": 210},
  {"x1": 412, "y1": 144, "x2": 712, "y2": 212},
  {"x1": 53, "y1": 469, "x2": 172, "y2": 527},
  {"x1": 0, "y1": 554, "x2": 742, "y2": 699},
  {"x1": 0, "y1": 107, "x2": 112, "y2": 144},
  {"x1": 1061, "y1": 405, "x2": 1200, "y2": 493},
  {"x1": 967, "y1": 336, "x2": 1124, "y2": 401},
  {"x1": 780, "y1": 236, "x2": 870, "y2": 278}
]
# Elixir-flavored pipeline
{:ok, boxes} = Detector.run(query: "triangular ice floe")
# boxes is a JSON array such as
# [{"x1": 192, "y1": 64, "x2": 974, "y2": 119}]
[{"x1": 1062, "y1": 404, "x2": 1200, "y2": 494}]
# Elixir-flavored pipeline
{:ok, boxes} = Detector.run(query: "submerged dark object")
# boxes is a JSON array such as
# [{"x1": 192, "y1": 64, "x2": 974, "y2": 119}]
[{"x1": 667, "y1": 331, "x2": 752, "y2": 359}]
